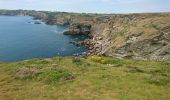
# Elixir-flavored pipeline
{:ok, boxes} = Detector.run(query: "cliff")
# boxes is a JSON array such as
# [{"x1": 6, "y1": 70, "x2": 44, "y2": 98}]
[
  {"x1": 98, "y1": 13, "x2": 170, "y2": 60},
  {"x1": 0, "y1": 10, "x2": 170, "y2": 60},
  {"x1": 64, "y1": 13, "x2": 170, "y2": 61}
]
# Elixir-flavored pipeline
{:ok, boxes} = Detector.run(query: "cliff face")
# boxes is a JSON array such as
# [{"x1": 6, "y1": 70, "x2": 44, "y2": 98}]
[
  {"x1": 0, "y1": 10, "x2": 169, "y2": 60},
  {"x1": 63, "y1": 23, "x2": 91, "y2": 35},
  {"x1": 64, "y1": 13, "x2": 170, "y2": 60},
  {"x1": 84, "y1": 13, "x2": 170, "y2": 60}
]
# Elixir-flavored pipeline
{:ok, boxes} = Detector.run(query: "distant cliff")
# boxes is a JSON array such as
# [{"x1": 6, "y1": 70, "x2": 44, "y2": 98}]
[
  {"x1": 1, "y1": 10, "x2": 170, "y2": 60},
  {"x1": 0, "y1": 10, "x2": 96, "y2": 25}
]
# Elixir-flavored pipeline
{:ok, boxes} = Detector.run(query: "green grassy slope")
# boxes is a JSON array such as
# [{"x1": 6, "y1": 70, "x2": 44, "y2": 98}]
[{"x1": 0, "y1": 56, "x2": 170, "y2": 100}]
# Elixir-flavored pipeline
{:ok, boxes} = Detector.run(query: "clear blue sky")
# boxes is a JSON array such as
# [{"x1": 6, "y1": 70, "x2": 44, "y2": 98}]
[{"x1": 0, "y1": 0, "x2": 170, "y2": 13}]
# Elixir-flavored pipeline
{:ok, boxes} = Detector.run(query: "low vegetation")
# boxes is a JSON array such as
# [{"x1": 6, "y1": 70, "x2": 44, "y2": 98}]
[{"x1": 0, "y1": 56, "x2": 169, "y2": 100}]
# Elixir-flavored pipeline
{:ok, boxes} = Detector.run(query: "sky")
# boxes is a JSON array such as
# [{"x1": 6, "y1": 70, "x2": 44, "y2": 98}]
[{"x1": 0, "y1": 0, "x2": 170, "y2": 13}]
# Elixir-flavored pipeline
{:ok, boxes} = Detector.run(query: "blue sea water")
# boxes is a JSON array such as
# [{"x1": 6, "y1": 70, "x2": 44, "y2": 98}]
[{"x1": 0, "y1": 16, "x2": 87, "y2": 62}]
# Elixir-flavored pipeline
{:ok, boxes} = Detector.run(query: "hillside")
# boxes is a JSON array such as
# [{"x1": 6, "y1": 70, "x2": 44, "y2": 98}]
[{"x1": 0, "y1": 56, "x2": 170, "y2": 100}]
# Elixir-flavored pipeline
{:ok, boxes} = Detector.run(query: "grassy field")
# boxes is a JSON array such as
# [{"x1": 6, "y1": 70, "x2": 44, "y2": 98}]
[{"x1": 0, "y1": 56, "x2": 169, "y2": 100}]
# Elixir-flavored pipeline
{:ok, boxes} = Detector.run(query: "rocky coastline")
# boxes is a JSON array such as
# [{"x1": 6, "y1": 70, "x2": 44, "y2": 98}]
[
  {"x1": 61, "y1": 13, "x2": 170, "y2": 61},
  {"x1": 0, "y1": 10, "x2": 170, "y2": 61}
]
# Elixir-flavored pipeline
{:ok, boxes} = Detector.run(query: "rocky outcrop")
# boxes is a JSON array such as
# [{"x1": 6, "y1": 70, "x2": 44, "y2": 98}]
[
  {"x1": 114, "y1": 26, "x2": 170, "y2": 60},
  {"x1": 45, "y1": 14, "x2": 70, "y2": 25},
  {"x1": 87, "y1": 13, "x2": 170, "y2": 61},
  {"x1": 68, "y1": 13, "x2": 170, "y2": 61},
  {"x1": 63, "y1": 23, "x2": 91, "y2": 35}
]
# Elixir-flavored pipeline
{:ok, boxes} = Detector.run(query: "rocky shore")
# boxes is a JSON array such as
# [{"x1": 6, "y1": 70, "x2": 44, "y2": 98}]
[{"x1": 0, "y1": 10, "x2": 169, "y2": 60}]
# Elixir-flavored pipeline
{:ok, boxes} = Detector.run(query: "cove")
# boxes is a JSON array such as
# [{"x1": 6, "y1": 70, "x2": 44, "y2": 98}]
[{"x1": 0, "y1": 16, "x2": 87, "y2": 62}]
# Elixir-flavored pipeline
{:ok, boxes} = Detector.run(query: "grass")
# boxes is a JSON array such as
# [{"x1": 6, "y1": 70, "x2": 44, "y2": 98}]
[
  {"x1": 143, "y1": 24, "x2": 158, "y2": 29},
  {"x1": 0, "y1": 56, "x2": 170, "y2": 100},
  {"x1": 117, "y1": 32, "x2": 124, "y2": 37},
  {"x1": 112, "y1": 31, "x2": 125, "y2": 43}
]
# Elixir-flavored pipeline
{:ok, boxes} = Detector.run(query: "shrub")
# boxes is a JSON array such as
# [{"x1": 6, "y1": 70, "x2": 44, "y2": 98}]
[
  {"x1": 91, "y1": 56, "x2": 103, "y2": 62},
  {"x1": 90, "y1": 56, "x2": 111, "y2": 64}
]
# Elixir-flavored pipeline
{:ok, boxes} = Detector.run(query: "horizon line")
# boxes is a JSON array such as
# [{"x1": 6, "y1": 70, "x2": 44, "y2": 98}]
[{"x1": 0, "y1": 9, "x2": 170, "y2": 15}]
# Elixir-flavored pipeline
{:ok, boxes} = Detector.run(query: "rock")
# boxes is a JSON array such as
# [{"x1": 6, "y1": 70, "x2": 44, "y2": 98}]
[
  {"x1": 63, "y1": 23, "x2": 91, "y2": 35},
  {"x1": 69, "y1": 41, "x2": 85, "y2": 47},
  {"x1": 72, "y1": 56, "x2": 81, "y2": 62},
  {"x1": 34, "y1": 21, "x2": 41, "y2": 24}
]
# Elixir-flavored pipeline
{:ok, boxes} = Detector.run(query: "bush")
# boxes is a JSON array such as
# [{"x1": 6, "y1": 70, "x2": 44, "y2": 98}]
[
  {"x1": 91, "y1": 56, "x2": 103, "y2": 62},
  {"x1": 91, "y1": 56, "x2": 111, "y2": 64}
]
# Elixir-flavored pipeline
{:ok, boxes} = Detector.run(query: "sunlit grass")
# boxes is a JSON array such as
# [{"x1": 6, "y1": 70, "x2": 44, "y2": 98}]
[{"x1": 0, "y1": 56, "x2": 169, "y2": 100}]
